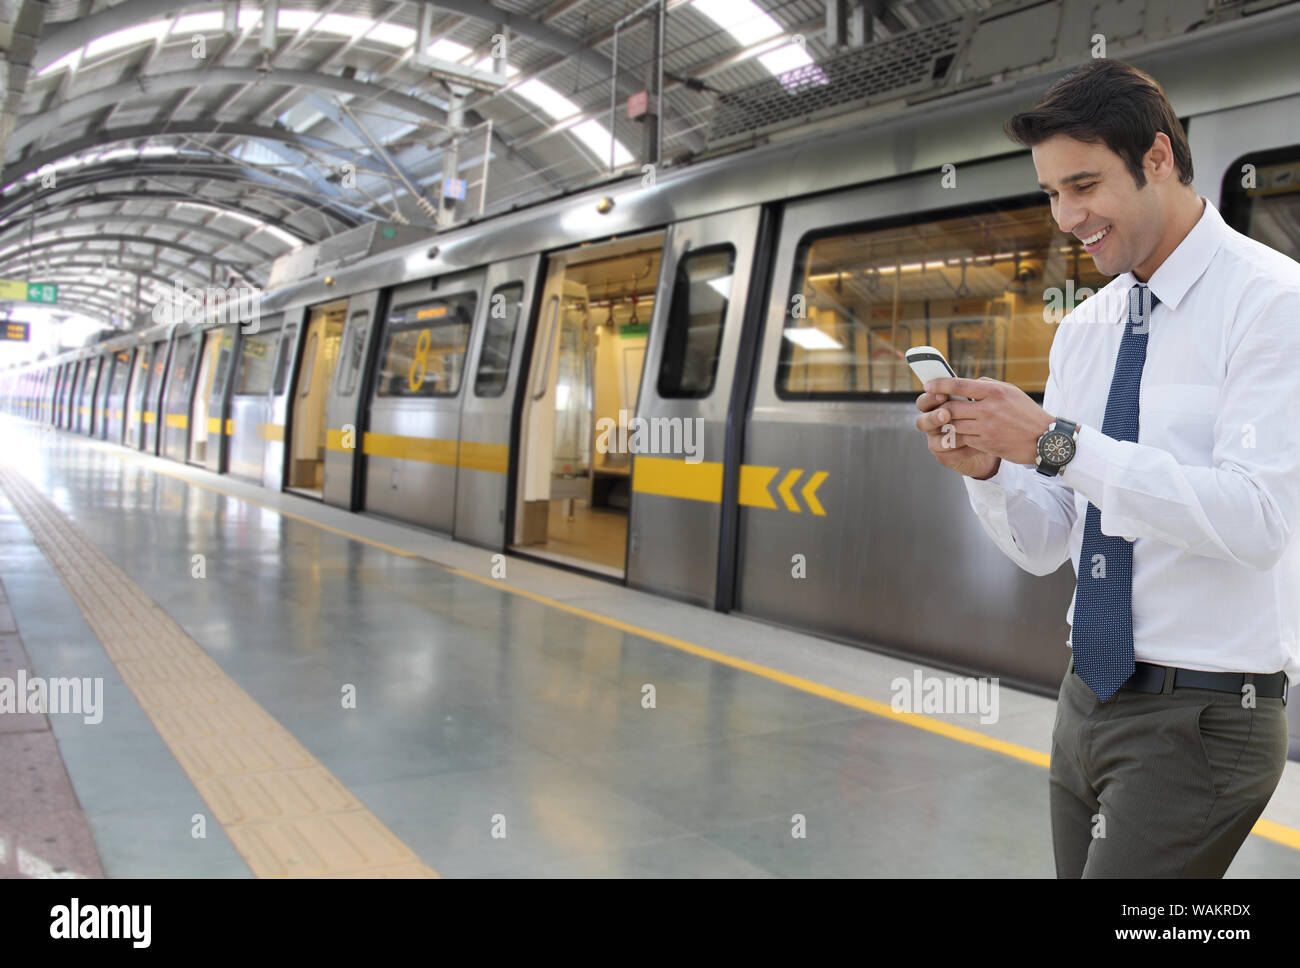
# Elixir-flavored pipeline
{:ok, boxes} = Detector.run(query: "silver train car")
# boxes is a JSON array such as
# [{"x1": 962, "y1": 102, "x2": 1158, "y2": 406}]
[{"x1": 5, "y1": 15, "x2": 1299, "y2": 748}]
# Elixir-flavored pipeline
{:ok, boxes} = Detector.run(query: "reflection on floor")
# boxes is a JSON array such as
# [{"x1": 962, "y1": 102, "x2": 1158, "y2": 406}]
[{"x1": 528, "y1": 499, "x2": 627, "y2": 574}]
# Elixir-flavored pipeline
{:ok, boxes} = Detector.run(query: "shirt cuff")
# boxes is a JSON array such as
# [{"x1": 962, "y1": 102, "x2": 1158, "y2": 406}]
[
  {"x1": 963, "y1": 457, "x2": 1017, "y2": 500},
  {"x1": 1060, "y1": 423, "x2": 1126, "y2": 509}
]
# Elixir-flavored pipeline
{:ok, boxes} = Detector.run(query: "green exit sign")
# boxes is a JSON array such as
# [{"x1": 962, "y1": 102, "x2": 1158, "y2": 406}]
[{"x1": 0, "y1": 279, "x2": 58, "y2": 304}]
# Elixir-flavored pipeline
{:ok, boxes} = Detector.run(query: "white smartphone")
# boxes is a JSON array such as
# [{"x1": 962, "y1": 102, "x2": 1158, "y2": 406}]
[{"x1": 905, "y1": 346, "x2": 970, "y2": 401}]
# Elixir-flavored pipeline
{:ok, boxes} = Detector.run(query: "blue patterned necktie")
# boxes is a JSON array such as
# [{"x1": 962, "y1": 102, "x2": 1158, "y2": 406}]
[{"x1": 1072, "y1": 283, "x2": 1158, "y2": 702}]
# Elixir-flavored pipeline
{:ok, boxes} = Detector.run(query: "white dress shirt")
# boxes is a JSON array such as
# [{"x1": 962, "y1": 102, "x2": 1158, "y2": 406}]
[{"x1": 964, "y1": 196, "x2": 1300, "y2": 683}]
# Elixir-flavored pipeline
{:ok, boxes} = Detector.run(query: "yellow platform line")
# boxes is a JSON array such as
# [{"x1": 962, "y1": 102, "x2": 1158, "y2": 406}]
[
  {"x1": 0, "y1": 466, "x2": 438, "y2": 879},
  {"x1": 48, "y1": 432, "x2": 1300, "y2": 853}
]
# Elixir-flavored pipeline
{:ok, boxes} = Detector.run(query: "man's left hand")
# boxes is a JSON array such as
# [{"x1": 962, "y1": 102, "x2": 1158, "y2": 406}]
[{"x1": 923, "y1": 376, "x2": 1055, "y2": 466}]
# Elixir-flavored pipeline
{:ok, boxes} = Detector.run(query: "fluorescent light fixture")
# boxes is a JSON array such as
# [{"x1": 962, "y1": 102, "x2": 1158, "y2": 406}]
[{"x1": 783, "y1": 327, "x2": 843, "y2": 350}]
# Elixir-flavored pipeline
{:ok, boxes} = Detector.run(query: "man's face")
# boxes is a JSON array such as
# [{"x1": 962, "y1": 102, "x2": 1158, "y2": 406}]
[{"x1": 1032, "y1": 134, "x2": 1161, "y2": 277}]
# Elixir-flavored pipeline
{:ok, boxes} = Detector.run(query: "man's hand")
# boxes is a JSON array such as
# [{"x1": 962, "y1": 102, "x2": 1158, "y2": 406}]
[
  {"x1": 922, "y1": 376, "x2": 1055, "y2": 465},
  {"x1": 915, "y1": 381, "x2": 1001, "y2": 480}
]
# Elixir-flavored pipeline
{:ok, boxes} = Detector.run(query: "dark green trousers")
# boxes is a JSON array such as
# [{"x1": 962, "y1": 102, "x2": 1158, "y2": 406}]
[{"x1": 1050, "y1": 657, "x2": 1288, "y2": 877}]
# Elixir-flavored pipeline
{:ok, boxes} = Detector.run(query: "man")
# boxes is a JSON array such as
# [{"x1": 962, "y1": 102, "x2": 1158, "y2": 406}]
[{"x1": 914, "y1": 58, "x2": 1300, "y2": 877}]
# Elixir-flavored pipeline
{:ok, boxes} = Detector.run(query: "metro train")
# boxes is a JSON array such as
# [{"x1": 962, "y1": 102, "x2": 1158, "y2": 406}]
[{"x1": 4, "y1": 20, "x2": 1300, "y2": 726}]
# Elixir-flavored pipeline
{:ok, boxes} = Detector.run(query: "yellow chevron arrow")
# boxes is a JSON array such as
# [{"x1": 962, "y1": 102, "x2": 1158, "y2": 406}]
[
  {"x1": 801, "y1": 470, "x2": 828, "y2": 516},
  {"x1": 777, "y1": 468, "x2": 803, "y2": 512}
]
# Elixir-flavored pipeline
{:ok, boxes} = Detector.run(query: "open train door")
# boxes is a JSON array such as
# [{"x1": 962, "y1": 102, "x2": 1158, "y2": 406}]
[
  {"x1": 322, "y1": 291, "x2": 380, "y2": 510},
  {"x1": 624, "y1": 207, "x2": 762, "y2": 606}
]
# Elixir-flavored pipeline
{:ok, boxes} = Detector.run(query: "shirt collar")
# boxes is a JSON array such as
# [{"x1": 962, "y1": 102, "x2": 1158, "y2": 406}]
[{"x1": 1108, "y1": 195, "x2": 1225, "y2": 316}]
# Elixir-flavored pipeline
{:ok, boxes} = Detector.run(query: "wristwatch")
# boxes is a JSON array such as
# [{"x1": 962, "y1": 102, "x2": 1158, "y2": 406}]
[{"x1": 1035, "y1": 418, "x2": 1080, "y2": 476}]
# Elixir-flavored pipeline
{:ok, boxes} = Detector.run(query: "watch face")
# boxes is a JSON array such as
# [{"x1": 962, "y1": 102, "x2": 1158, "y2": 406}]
[{"x1": 1042, "y1": 431, "x2": 1074, "y2": 466}]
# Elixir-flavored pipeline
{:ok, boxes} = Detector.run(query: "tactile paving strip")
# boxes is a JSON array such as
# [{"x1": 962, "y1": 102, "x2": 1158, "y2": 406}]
[{"x1": 0, "y1": 466, "x2": 438, "y2": 878}]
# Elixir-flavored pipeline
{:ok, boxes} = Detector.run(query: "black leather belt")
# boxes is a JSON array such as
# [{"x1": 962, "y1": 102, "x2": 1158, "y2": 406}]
[{"x1": 1071, "y1": 659, "x2": 1288, "y2": 702}]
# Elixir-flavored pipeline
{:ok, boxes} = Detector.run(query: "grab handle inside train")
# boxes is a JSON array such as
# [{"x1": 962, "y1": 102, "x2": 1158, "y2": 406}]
[{"x1": 530, "y1": 294, "x2": 561, "y2": 402}]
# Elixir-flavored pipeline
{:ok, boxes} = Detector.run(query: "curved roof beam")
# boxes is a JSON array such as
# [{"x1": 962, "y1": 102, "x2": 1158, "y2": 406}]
[
  {"x1": 6, "y1": 189, "x2": 318, "y2": 239},
  {"x1": 1, "y1": 122, "x2": 390, "y2": 187},
  {"x1": 0, "y1": 167, "x2": 358, "y2": 230},
  {"x1": 0, "y1": 257, "x2": 210, "y2": 290},
  {"x1": 11, "y1": 69, "x2": 456, "y2": 158},
  {"x1": 0, "y1": 216, "x2": 282, "y2": 262},
  {"x1": 33, "y1": 0, "x2": 216, "y2": 72},
  {"x1": 0, "y1": 234, "x2": 254, "y2": 269}
]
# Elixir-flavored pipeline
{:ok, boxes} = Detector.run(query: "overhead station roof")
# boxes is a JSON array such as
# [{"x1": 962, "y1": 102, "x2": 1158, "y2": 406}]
[{"x1": 0, "y1": 0, "x2": 984, "y2": 329}]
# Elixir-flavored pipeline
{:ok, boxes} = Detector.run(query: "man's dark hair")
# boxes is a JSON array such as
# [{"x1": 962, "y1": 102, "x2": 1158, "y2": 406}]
[{"x1": 1004, "y1": 59, "x2": 1193, "y2": 189}]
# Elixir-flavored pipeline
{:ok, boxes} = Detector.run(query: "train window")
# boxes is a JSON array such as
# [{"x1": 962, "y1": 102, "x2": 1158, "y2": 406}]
[
  {"x1": 336, "y1": 310, "x2": 370, "y2": 397},
  {"x1": 474, "y1": 283, "x2": 524, "y2": 397},
  {"x1": 234, "y1": 328, "x2": 280, "y2": 395},
  {"x1": 1220, "y1": 146, "x2": 1300, "y2": 260},
  {"x1": 658, "y1": 245, "x2": 735, "y2": 398},
  {"x1": 272, "y1": 324, "x2": 298, "y2": 395},
  {"x1": 776, "y1": 197, "x2": 1108, "y2": 398},
  {"x1": 374, "y1": 291, "x2": 477, "y2": 398}
]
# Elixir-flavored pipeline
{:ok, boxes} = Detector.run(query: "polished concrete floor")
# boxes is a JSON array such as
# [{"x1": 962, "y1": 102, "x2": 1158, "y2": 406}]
[{"x1": 4, "y1": 418, "x2": 1300, "y2": 878}]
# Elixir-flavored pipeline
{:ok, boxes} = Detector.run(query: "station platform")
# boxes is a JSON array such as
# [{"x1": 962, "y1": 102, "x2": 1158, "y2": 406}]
[{"x1": 3, "y1": 417, "x2": 1300, "y2": 879}]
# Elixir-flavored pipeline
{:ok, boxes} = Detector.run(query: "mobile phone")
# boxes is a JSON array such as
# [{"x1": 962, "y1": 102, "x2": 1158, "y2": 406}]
[{"x1": 905, "y1": 346, "x2": 970, "y2": 401}]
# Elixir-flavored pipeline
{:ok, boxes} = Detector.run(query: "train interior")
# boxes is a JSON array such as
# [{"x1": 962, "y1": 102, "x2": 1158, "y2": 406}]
[
  {"x1": 286, "y1": 299, "x2": 346, "y2": 497},
  {"x1": 514, "y1": 232, "x2": 665, "y2": 577},
  {"x1": 784, "y1": 204, "x2": 1108, "y2": 396}
]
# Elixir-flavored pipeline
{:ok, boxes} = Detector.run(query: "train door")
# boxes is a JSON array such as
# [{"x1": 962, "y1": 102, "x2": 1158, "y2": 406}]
[
  {"x1": 363, "y1": 270, "x2": 483, "y2": 531},
  {"x1": 261, "y1": 312, "x2": 302, "y2": 491},
  {"x1": 103, "y1": 349, "x2": 131, "y2": 443},
  {"x1": 76, "y1": 357, "x2": 99, "y2": 434},
  {"x1": 285, "y1": 300, "x2": 346, "y2": 498},
  {"x1": 454, "y1": 254, "x2": 539, "y2": 548},
  {"x1": 226, "y1": 314, "x2": 282, "y2": 483},
  {"x1": 511, "y1": 231, "x2": 665, "y2": 577},
  {"x1": 323, "y1": 293, "x2": 380, "y2": 509},
  {"x1": 52, "y1": 365, "x2": 66, "y2": 427},
  {"x1": 188, "y1": 328, "x2": 223, "y2": 465},
  {"x1": 124, "y1": 346, "x2": 150, "y2": 448},
  {"x1": 203, "y1": 328, "x2": 237, "y2": 473},
  {"x1": 161, "y1": 333, "x2": 200, "y2": 461},
  {"x1": 142, "y1": 339, "x2": 169, "y2": 454},
  {"x1": 61, "y1": 362, "x2": 79, "y2": 429},
  {"x1": 624, "y1": 208, "x2": 763, "y2": 606},
  {"x1": 94, "y1": 353, "x2": 116, "y2": 439}
]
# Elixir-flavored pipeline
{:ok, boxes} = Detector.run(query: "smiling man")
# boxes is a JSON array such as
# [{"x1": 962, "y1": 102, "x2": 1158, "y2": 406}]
[{"x1": 914, "y1": 59, "x2": 1300, "y2": 877}]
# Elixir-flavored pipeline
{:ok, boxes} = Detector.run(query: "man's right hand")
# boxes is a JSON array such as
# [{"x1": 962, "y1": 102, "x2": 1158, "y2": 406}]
[{"x1": 915, "y1": 390, "x2": 1001, "y2": 480}]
